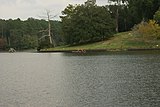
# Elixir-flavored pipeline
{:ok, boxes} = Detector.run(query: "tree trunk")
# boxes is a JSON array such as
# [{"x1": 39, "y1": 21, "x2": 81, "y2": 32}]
[
  {"x1": 116, "y1": 8, "x2": 119, "y2": 32},
  {"x1": 47, "y1": 11, "x2": 53, "y2": 45},
  {"x1": 48, "y1": 20, "x2": 53, "y2": 44}
]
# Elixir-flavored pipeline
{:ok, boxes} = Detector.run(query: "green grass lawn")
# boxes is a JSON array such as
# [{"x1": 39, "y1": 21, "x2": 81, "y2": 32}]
[{"x1": 41, "y1": 31, "x2": 160, "y2": 51}]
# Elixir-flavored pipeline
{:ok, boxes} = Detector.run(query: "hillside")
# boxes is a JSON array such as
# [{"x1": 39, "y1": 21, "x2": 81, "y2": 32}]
[{"x1": 41, "y1": 31, "x2": 160, "y2": 52}]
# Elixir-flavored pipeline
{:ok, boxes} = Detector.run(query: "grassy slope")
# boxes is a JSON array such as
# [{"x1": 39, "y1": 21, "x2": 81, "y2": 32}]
[{"x1": 43, "y1": 32, "x2": 160, "y2": 51}]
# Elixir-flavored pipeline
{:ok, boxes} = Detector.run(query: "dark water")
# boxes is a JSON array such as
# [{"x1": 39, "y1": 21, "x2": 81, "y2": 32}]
[{"x1": 0, "y1": 51, "x2": 160, "y2": 107}]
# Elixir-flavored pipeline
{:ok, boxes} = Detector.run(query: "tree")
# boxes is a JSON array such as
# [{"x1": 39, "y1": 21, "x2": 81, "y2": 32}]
[
  {"x1": 108, "y1": 0, "x2": 127, "y2": 32},
  {"x1": 39, "y1": 10, "x2": 58, "y2": 47},
  {"x1": 127, "y1": 0, "x2": 160, "y2": 21},
  {"x1": 154, "y1": 8, "x2": 160, "y2": 24},
  {"x1": 0, "y1": 18, "x2": 62, "y2": 50},
  {"x1": 46, "y1": 10, "x2": 53, "y2": 45},
  {"x1": 60, "y1": 4, "x2": 77, "y2": 44},
  {"x1": 0, "y1": 19, "x2": 7, "y2": 38},
  {"x1": 0, "y1": 38, "x2": 6, "y2": 50},
  {"x1": 50, "y1": 20, "x2": 63, "y2": 45},
  {"x1": 108, "y1": 0, "x2": 160, "y2": 32},
  {"x1": 85, "y1": 0, "x2": 96, "y2": 6},
  {"x1": 61, "y1": 4, "x2": 116, "y2": 45}
]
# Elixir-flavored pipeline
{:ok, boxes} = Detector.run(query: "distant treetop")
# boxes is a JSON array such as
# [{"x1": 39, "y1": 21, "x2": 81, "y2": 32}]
[{"x1": 85, "y1": 0, "x2": 96, "y2": 6}]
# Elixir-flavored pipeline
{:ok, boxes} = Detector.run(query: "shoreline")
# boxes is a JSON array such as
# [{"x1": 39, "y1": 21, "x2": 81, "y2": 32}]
[{"x1": 38, "y1": 48, "x2": 160, "y2": 53}]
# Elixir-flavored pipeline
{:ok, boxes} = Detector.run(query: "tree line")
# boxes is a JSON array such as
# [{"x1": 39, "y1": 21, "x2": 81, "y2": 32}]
[
  {"x1": 60, "y1": 0, "x2": 160, "y2": 45},
  {"x1": 0, "y1": 0, "x2": 160, "y2": 50},
  {"x1": 109, "y1": 0, "x2": 160, "y2": 32},
  {"x1": 0, "y1": 18, "x2": 62, "y2": 50},
  {"x1": 60, "y1": 4, "x2": 116, "y2": 45}
]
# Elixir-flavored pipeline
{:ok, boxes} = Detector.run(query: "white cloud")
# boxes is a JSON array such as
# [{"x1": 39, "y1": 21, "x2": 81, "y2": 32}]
[{"x1": 0, "y1": 0, "x2": 108, "y2": 20}]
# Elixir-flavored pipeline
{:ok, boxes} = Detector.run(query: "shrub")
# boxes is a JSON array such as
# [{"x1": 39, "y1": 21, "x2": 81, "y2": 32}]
[{"x1": 132, "y1": 20, "x2": 160, "y2": 40}]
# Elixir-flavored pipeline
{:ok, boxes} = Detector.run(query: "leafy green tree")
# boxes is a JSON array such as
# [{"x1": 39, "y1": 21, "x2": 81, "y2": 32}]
[
  {"x1": 61, "y1": 4, "x2": 116, "y2": 45},
  {"x1": 154, "y1": 8, "x2": 160, "y2": 24},
  {"x1": 108, "y1": 0, "x2": 160, "y2": 32},
  {"x1": 0, "y1": 19, "x2": 7, "y2": 38},
  {"x1": 0, "y1": 18, "x2": 62, "y2": 50},
  {"x1": 0, "y1": 38, "x2": 7, "y2": 50},
  {"x1": 60, "y1": 4, "x2": 77, "y2": 44},
  {"x1": 127, "y1": 0, "x2": 160, "y2": 21}
]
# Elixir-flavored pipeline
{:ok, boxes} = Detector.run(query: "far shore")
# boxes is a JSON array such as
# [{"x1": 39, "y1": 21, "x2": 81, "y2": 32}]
[
  {"x1": 38, "y1": 31, "x2": 160, "y2": 53},
  {"x1": 38, "y1": 48, "x2": 160, "y2": 53}
]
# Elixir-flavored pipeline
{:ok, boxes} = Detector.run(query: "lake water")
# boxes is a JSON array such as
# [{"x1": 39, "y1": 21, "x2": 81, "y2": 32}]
[{"x1": 0, "y1": 51, "x2": 160, "y2": 107}]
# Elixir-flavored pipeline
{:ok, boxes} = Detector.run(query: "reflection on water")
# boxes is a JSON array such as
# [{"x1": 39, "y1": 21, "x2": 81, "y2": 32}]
[{"x1": 0, "y1": 51, "x2": 160, "y2": 107}]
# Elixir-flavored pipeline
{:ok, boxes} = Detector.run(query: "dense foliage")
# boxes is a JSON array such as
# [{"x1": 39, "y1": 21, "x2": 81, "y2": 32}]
[
  {"x1": 0, "y1": 18, "x2": 62, "y2": 50},
  {"x1": 61, "y1": 5, "x2": 116, "y2": 45},
  {"x1": 108, "y1": 0, "x2": 160, "y2": 32},
  {"x1": 133, "y1": 20, "x2": 160, "y2": 40},
  {"x1": 154, "y1": 8, "x2": 160, "y2": 24},
  {"x1": 0, "y1": 0, "x2": 160, "y2": 50}
]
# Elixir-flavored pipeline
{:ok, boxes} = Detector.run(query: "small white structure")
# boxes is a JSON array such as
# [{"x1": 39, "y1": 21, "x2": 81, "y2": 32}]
[{"x1": 9, "y1": 48, "x2": 16, "y2": 53}]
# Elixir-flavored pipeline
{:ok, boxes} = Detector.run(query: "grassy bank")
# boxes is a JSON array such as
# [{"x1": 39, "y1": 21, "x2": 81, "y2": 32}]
[{"x1": 41, "y1": 31, "x2": 160, "y2": 52}]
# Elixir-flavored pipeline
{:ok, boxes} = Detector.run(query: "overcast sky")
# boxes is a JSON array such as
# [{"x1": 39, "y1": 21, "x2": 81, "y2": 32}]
[{"x1": 0, "y1": 0, "x2": 108, "y2": 20}]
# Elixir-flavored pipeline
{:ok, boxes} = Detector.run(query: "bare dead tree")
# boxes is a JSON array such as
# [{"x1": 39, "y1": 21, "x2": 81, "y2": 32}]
[{"x1": 38, "y1": 10, "x2": 58, "y2": 46}]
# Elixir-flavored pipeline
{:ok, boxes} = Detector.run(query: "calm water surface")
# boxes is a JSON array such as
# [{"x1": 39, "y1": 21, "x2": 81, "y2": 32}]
[{"x1": 0, "y1": 51, "x2": 160, "y2": 107}]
